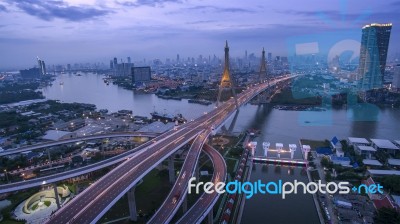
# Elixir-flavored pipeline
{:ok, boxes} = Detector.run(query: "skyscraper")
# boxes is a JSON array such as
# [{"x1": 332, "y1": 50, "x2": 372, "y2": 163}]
[
  {"x1": 37, "y1": 57, "x2": 46, "y2": 75},
  {"x1": 392, "y1": 64, "x2": 400, "y2": 91},
  {"x1": 113, "y1": 57, "x2": 118, "y2": 68},
  {"x1": 127, "y1": 57, "x2": 131, "y2": 64},
  {"x1": 358, "y1": 23, "x2": 392, "y2": 90}
]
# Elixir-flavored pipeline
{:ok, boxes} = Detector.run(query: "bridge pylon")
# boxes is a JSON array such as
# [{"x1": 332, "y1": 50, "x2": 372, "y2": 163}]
[
  {"x1": 255, "y1": 48, "x2": 270, "y2": 104},
  {"x1": 217, "y1": 41, "x2": 239, "y2": 109},
  {"x1": 259, "y1": 47, "x2": 267, "y2": 83}
]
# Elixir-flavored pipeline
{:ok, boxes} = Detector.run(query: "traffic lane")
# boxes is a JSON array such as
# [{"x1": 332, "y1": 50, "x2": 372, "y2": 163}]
[
  {"x1": 0, "y1": 134, "x2": 163, "y2": 192},
  {"x1": 49, "y1": 108, "x2": 225, "y2": 223},
  {"x1": 68, "y1": 128, "x2": 205, "y2": 224},
  {"x1": 176, "y1": 144, "x2": 226, "y2": 224},
  {"x1": 48, "y1": 126, "x2": 199, "y2": 224},
  {"x1": 148, "y1": 131, "x2": 208, "y2": 224},
  {"x1": 0, "y1": 131, "x2": 159, "y2": 157}
]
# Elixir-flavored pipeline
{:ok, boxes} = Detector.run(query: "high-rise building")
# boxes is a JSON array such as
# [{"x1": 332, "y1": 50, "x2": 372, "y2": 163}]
[
  {"x1": 113, "y1": 57, "x2": 118, "y2": 68},
  {"x1": 110, "y1": 60, "x2": 114, "y2": 69},
  {"x1": 268, "y1": 52, "x2": 272, "y2": 62},
  {"x1": 116, "y1": 63, "x2": 133, "y2": 76},
  {"x1": 37, "y1": 57, "x2": 46, "y2": 75},
  {"x1": 358, "y1": 23, "x2": 392, "y2": 90},
  {"x1": 127, "y1": 57, "x2": 131, "y2": 64},
  {"x1": 132, "y1": 66, "x2": 151, "y2": 86},
  {"x1": 392, "y1": 64, "x2": 400, "y2": 91},
  {"x1": 20, "y1": 68, "x2": 41, "y2": 79},
  {"x1": 177, "y1": 54, "x2": 180, "y2": 62}
]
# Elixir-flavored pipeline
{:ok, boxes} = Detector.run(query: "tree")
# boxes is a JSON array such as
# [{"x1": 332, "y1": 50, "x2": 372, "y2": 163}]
[
  {"x1": 374, "y1": 207, "x2": 400, "y2": 224},
  {"x1": 381, "y1": 175, "x2": 400, "y2": 194},
  {"x1": 320, "y1": 157, "x2": 333, "y2": 168}
]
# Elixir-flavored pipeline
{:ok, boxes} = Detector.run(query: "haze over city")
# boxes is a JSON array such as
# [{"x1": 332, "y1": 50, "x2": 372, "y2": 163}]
[{"x1": 1, "y1": 0, "x2": 400, "y2": 69}]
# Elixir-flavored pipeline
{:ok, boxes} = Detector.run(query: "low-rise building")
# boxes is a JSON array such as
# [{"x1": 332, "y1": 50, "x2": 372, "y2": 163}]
[
  {"x1": 329, "y1": 155, "x2": 351, "y2": 166},
  {"x1": 388, "y1": 159, "x2": 400, "y2": 169},
  {"x1": 370, "y1": 139, "x2": 399, "y2": 155},
  {"x1": 367, "y1": 169, "x2": 400, "y2": 177},
  {"x1": 42, "y1": 130, "x2": 77, "y2": 141},
  {"x1": 348, "y1": 137, "x2": 370, "y2": 147},
  {"x1": 362, "y1": 159, "x2": 383, "y2": 168},
  {"x1": 355, "y1": 145, "x2": 376, "y2": 159},
  {"x1": 316, "y1": 147, "x2": 333, "y2": 157}
]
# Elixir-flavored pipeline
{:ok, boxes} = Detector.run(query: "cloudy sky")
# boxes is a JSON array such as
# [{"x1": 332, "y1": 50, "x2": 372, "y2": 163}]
[{"x1": 0, "y1": 0, "x2": 399, "y2": 69}]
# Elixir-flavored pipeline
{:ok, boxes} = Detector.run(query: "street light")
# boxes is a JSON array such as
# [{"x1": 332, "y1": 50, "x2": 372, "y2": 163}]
[{"x1": 3, "y1": 169, "x2": 9, "y2": 183}]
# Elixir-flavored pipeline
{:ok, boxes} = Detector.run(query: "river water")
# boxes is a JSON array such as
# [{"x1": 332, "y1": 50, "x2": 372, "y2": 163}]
[{"x1": 41, "y1": 73, "x2": 400, "y2": 223}]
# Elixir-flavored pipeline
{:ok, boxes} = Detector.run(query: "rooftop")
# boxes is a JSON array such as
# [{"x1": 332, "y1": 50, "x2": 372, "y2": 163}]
[
  {"x1": 370, "y1": 139, "x2": 399, "y2": 150},
  {"x1": 388, "y1": 159, "x2": 400, "y2": 166},
  {"x1": 138, "y1": 121, "x2": 174, "y2": 133},
  {"x1": 330, "y1": 156, "x2": 351, "y2": 161},
  {"x1": 42, "y1": 130, "x2": 73, "y2": 141},
  {"x1": 316, "y1": 147, "x2": 333, "y2": 155},
  {"x1": 368, "y1": 169, "x2": 400, "y2": 176},
  {"x1": 357, "y1": 145, "x2": 376, "y2": 152},
  {"x1": 348, "y1": 137, "x2": 369, "y2": 144},
  {"x1": 362, "y1": 159, "x2": 382, "y2": 166}
]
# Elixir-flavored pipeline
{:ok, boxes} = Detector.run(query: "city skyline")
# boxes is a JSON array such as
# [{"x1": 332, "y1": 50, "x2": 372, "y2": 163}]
[{"x1": 0, "y1": 0, "x2": 400, "y2": 69}]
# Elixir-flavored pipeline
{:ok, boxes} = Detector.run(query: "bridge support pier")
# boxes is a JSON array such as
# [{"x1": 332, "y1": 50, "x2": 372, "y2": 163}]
[
  {"x1": 128, "y1": 187, "x2": 138, "y2": 221},
  {"x1": 53, "y1": 183, "x2": 61, "y2": 209},
  {"x1": 47, "y1": 148, "x2": 52, "y2": 167},
  {"x1": 207, "y1": 210, "x2": 213, "y2": 224},
  {"x1": 168, "y1": 155, "x2": 175, "y2": 184}
]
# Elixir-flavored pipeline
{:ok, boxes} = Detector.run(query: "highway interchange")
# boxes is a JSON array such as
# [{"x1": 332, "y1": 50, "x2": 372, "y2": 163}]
[{"x1": 23, "y1": 76, "x2": 291, "y2": 224}]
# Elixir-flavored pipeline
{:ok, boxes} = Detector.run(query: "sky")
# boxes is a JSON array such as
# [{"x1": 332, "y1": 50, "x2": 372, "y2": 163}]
[{"x1": 0, "y1": 0, "x2": 399, "y2": 69}]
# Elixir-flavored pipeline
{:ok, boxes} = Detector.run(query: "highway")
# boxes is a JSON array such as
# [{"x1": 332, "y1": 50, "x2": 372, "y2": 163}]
[
  {"x1": 176, "y1": 143, "x2": 227, "y2": 224},
  {"x1": 148, "y1": 130, "x2": 209, "y2": 224},
  {"x1": 0, "y1": 132, "x2": 161, "y2": 194},
  {"x1": 46, "y1": 77, "x2": 291, "y2": 224},
  {"x1": 0, "y1": 131, "x2": 158, "y2": 157}
]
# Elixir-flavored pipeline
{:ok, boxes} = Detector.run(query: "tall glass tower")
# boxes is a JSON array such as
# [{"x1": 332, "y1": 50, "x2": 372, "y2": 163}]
[{"x1": 358, "y1": 23, "x2": 392, "y2": 90}]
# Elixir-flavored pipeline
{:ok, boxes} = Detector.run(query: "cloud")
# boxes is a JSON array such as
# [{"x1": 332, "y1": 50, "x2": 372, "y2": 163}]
[
  {"x1": 8, "y1": 0, "x2": 113, "y2": 22},
  {"x1": 185, "y1": 20, "x2": 216, "y2": 25},
  {"x1": 116, "y1": 0, "x2": 184, "y2": 8},
  {"x1": 0, "y1": 4, "x2": 7, "y2": 12},
  {"x1": 185, "y1": 5, "x2": 256, "y2": 14}
]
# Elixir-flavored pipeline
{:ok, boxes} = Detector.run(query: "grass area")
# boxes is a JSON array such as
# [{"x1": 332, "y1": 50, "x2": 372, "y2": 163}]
[
  {"x1": 31, "y1": 203, "x2": 38, "y2": 211},
  {"x1": 0, "y1": 220, "x2": 25, "y2": 224},
  {"x1": 60, "y1": 183, "x2": 76, "y2": 194},
  {"x1": 226, "y1": 158, "x2": 238, "y2": 178},
  {"x1": 1, "y1": 188, "x2": 39, "y2": 220},
  {"x1": 270, "y1": 88, "x2": 321, "y2": 105},
  {"x1": 44, "y1": 201, "x2": 51, "y2": 207},
  {"x1": 300, "y1": 139, "x2": 330, "y2": 150},
  {"x1": 100, "y1": 169, "x2": 172, "y2": 223}
]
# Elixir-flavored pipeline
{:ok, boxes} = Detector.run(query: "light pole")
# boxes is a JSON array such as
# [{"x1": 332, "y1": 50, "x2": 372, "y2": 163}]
[{"x1": 4, "y1": 169, "x2": 9, "y2": 183}]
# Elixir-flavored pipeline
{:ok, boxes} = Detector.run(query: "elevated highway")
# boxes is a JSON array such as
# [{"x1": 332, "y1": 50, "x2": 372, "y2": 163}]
[
  {"x1": 0, "y1": 131, "x2": 158, "y2": 157},
  {"x1": 46, "y1": 76, "x2": 292, "y2": 224},
  {"x1": 175, "y1": 143, "x2": 227, "y2": 224},
  {"x1": 0, "y1": 132, "x2": 170, "y2": 194}
]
